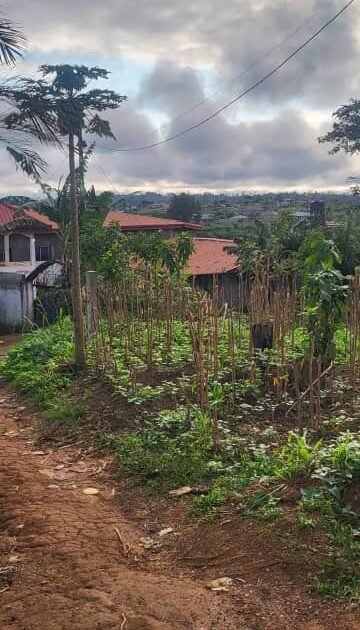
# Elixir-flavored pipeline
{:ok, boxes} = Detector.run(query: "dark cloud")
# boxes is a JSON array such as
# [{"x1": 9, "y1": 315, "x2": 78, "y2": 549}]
[
  {"x1": 1, "y1": 0, "x2": 359, "y2": 192},
  {"x1": 4, "y1": 0, "x2": 360, "y2": 109},
  {"x1": 87, "y1": 100, "x2": 354, "y2": 190}
]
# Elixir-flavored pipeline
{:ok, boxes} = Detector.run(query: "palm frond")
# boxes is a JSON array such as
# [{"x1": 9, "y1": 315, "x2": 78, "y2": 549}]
[
  {"x1": 0, "y1": 80, "x2": 62, "y2": 145},
  {"x1": 6, "y1": 143, "x2": 47, "y2": 180},
  {"x1": 0, "y1": 18, "x2": 25, "y2": 65}
]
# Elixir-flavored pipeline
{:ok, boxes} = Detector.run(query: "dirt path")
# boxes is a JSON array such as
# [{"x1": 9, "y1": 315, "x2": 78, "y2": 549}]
[{"x1": 0, "y1": 356, "x2": 359, "y2": 628}]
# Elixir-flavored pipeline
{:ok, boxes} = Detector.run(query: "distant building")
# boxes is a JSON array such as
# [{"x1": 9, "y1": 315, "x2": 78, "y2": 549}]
[
  {"x1": 103, "y1": 211, "x2": 240, "y2": 304},
  {"x1": 0, "y1": 203, "x2": 65, "y2": 333},
  {"x1": 103, "y1": 210, "x2": 200, "y2": 238},
  {"x1": 187, "y1": 238, "x2": 240, "y2": 306},
  {"x1": 0, "y1": 203, "x2": 63, "y2": 265},
  {"x1": 294, "y1": 210, "x2": 311, "y2": 219}
]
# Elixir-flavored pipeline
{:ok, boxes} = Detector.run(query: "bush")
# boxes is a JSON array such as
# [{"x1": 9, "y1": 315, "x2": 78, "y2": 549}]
[
  {"x1": 106, "y1": 406, "x2": 213, "y2": 488},
  {"x1": 1, "y1": 317, "x2": 74, "y2": 406}
]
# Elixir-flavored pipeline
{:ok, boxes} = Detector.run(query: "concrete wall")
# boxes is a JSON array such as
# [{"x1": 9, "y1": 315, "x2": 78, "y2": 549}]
[
  {"x1": 35, "y1": 233, "x2": 64, "y2": 261},
  {"x1": 1, "y1": 232, "x2": 64, "y2": 264},
  {"x1": 0, "y1": 272, "x2": 34, "y2": 333}
]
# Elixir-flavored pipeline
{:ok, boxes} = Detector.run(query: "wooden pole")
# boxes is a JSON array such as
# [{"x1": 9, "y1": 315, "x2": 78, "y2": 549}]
[
  {"x1": 86, "y1": 270, "x2": 98, "y2": 336},
  {"x1": 69, "y1": 130, "x2": 86, "y2": 366}
]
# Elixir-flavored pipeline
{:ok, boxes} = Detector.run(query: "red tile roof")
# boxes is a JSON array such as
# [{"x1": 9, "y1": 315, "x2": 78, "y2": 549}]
[
  {"x1": 187, "y1": 238, "x2": 238, "y2": 276},
  {"x1": 0, "y1": 203, "x2": 58, "y2": 230},
  {"x1": 103, "y1": 210, "x2": 200, "y2": 231}
]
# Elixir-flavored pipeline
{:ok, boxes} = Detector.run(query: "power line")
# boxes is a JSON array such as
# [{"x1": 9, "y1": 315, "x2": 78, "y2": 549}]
[
  {"x1": 107, "y1": 0, "x2": 355, "y2": 153},
  {"x1": 92, "y1": 154, "x2": 122, "y2": 194},
  {"x1": 133, "y1": 6, "x2": 324, "y2": 143}
]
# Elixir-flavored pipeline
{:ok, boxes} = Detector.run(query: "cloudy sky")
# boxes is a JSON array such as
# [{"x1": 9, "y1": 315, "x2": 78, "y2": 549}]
[{"x1": 1, "y1": 0, "x2": 360, "y2": 195}]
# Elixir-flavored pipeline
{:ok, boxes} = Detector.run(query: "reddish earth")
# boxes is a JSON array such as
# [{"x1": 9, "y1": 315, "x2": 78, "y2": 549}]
[{"x1": 0, "y1": 337, "x2": 359, "y2": 629}]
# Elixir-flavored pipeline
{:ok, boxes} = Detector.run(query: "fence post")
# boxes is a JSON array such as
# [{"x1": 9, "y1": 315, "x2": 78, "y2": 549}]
[{"x1": 86, "y1": 270, "x2": 98, "y2": 336}]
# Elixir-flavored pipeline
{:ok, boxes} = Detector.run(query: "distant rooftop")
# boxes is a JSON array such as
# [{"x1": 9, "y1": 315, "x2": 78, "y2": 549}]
[
  {"x1": 103, "y1": 210, "x2": 200, "y2": 232},
  {"x1": 103, "y1": 210, "x2": 200, "y2": 231}
]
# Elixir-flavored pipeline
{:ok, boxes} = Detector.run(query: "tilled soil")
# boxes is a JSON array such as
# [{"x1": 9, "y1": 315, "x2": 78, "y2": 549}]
[{"x1": 0, "y1": 352, "x2": 359, "y2": 628}]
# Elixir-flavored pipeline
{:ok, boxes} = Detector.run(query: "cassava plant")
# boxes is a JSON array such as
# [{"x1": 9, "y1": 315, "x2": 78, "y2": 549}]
[{"x1": 301, "y1": 234, "x2": 348, "y2": 365}]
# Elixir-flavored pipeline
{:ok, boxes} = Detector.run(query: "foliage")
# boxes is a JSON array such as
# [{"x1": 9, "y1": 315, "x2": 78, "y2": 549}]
[
  {"x1": 1, "y1": 317, "x2": 74, "y2": 407},
  {"x1": 167, "y1": 193, "x2": 202, "y2": 223},
  {"x1": 234, "y1": 211, "x2": 308, "y2": 276},
  {"x1": 0, "y1": 16, "x2": 25, "y2": 65},
  {"x1": 0, "y1": 16, "x2": 56, "y2": 178},
  {"x1": 319, "y1": 99, "x2": 360, "y2": 155},
  {"x1": 3, "y1": 308, "x2": 360, "y2": 600},
  {"x1": 106, "y1": 406, "x2": 213, "y2": 487},
  {"x1": 97, "y1": 229, "x2": 194, "y2": 281},
  {"x1": 301, "y1": 233, "x2": 348, "y2": 362},
  {"x1": 1, "y1": 64, "x2": 126, "y2": 188}
]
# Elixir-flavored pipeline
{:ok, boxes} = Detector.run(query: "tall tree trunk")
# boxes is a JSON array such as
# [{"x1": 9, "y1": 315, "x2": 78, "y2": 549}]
[
  {"x1": 69, "y1": 131, "x2": 86, "y2": 366},
  {"x1": 77, "y1": 129, "x2": 86, "y2": 214}
]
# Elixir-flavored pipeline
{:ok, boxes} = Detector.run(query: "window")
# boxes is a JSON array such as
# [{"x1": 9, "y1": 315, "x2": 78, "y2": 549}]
[{"x1": 36, "y1": 245, "x2": 51, "y2": 261}]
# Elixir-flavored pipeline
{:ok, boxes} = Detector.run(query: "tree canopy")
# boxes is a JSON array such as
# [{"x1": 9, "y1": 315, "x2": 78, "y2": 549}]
[
  {"x1": 319, "y1": 99, "x2": 360, "y2": 155},
  {"x1": 167, "y1": 193, "x2": 202, "y2": 223}
]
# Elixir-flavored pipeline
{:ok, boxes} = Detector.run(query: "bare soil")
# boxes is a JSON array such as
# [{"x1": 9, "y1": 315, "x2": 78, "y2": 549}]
[{"x1": 0, "y1": 339, "x2": 359, "y2": 628}]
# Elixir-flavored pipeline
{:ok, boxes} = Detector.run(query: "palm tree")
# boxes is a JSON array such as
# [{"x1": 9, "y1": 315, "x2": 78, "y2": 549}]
[
  {"x1": 0, "y1": 16, "x2": 25, "y2": 65},
  {"x1": 0, "y1": 15, "x2": 57, "y2": 178}
]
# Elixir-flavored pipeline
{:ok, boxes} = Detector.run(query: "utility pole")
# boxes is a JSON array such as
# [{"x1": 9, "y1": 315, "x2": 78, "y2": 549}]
[{"x1": 69, "y1": 130, "x2": 86, "y2": 366}]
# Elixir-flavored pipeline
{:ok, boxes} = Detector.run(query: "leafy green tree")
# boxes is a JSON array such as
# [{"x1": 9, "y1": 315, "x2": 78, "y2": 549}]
[
  {"x1": 95, "y1": 228, "x2": 194, "y2": 283},
  {"x1": 4, "y1": 64, "x2": 126, "y2": 365},
  {"x1": 319, "y1": 99, "x2": 360, "y2": 155},
  {"x1": 167, "y1": 193, "x2": 202, "y2": 223}
]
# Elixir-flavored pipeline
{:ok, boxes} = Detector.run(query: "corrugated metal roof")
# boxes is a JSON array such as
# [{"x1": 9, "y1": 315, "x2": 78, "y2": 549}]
[{"x1": 103, "y1": 210, "x2": 200, "y2": 231}]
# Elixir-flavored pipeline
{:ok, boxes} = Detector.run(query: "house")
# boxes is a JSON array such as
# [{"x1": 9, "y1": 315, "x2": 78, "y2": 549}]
[
  {"x1": 0, "y1": 203, "x2": 63, "y2": 265},
  {"x1": 103, "y1": 210, "x2": 240, "y2": 305},
  {"x1": 187, "y1": 238, "x2": 240, "y2": 306},
  {"x1": 103, "y1": 210, "x2": 200, "y2": 237},
  {"x1": 0, "y1": 204, "x2": 65, "y2": 333}
]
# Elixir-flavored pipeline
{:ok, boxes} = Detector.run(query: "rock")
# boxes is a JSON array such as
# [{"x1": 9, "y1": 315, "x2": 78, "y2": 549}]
[
  {"x1": 8, "y1": 555, "x2": 20, "y2": 564},
  {"x1": 208, "y1": 577, "x2": 233, "y2": 591},
  {"x1": 71, "y1": 462, "x2": 89, "y2": 473},
  {"x1": 158, "y1": 527, "x2": 174, "y2": 537},
  {"x1": 39, "y1": 468, "x2": 69, "y2": 481},
  {"x1": 82, "y1": 487, "x2": 99, "y2": 495}
]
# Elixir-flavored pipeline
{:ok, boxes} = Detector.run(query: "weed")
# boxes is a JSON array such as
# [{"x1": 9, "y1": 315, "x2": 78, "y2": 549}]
[{"x1": 110, "y1": 406, "x2": 213, "y2": 488}]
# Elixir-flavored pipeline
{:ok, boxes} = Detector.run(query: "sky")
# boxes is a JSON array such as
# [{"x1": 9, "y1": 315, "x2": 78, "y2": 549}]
[{"x1": 1, "y1": 0, "x2": 360, "y2": 196}]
